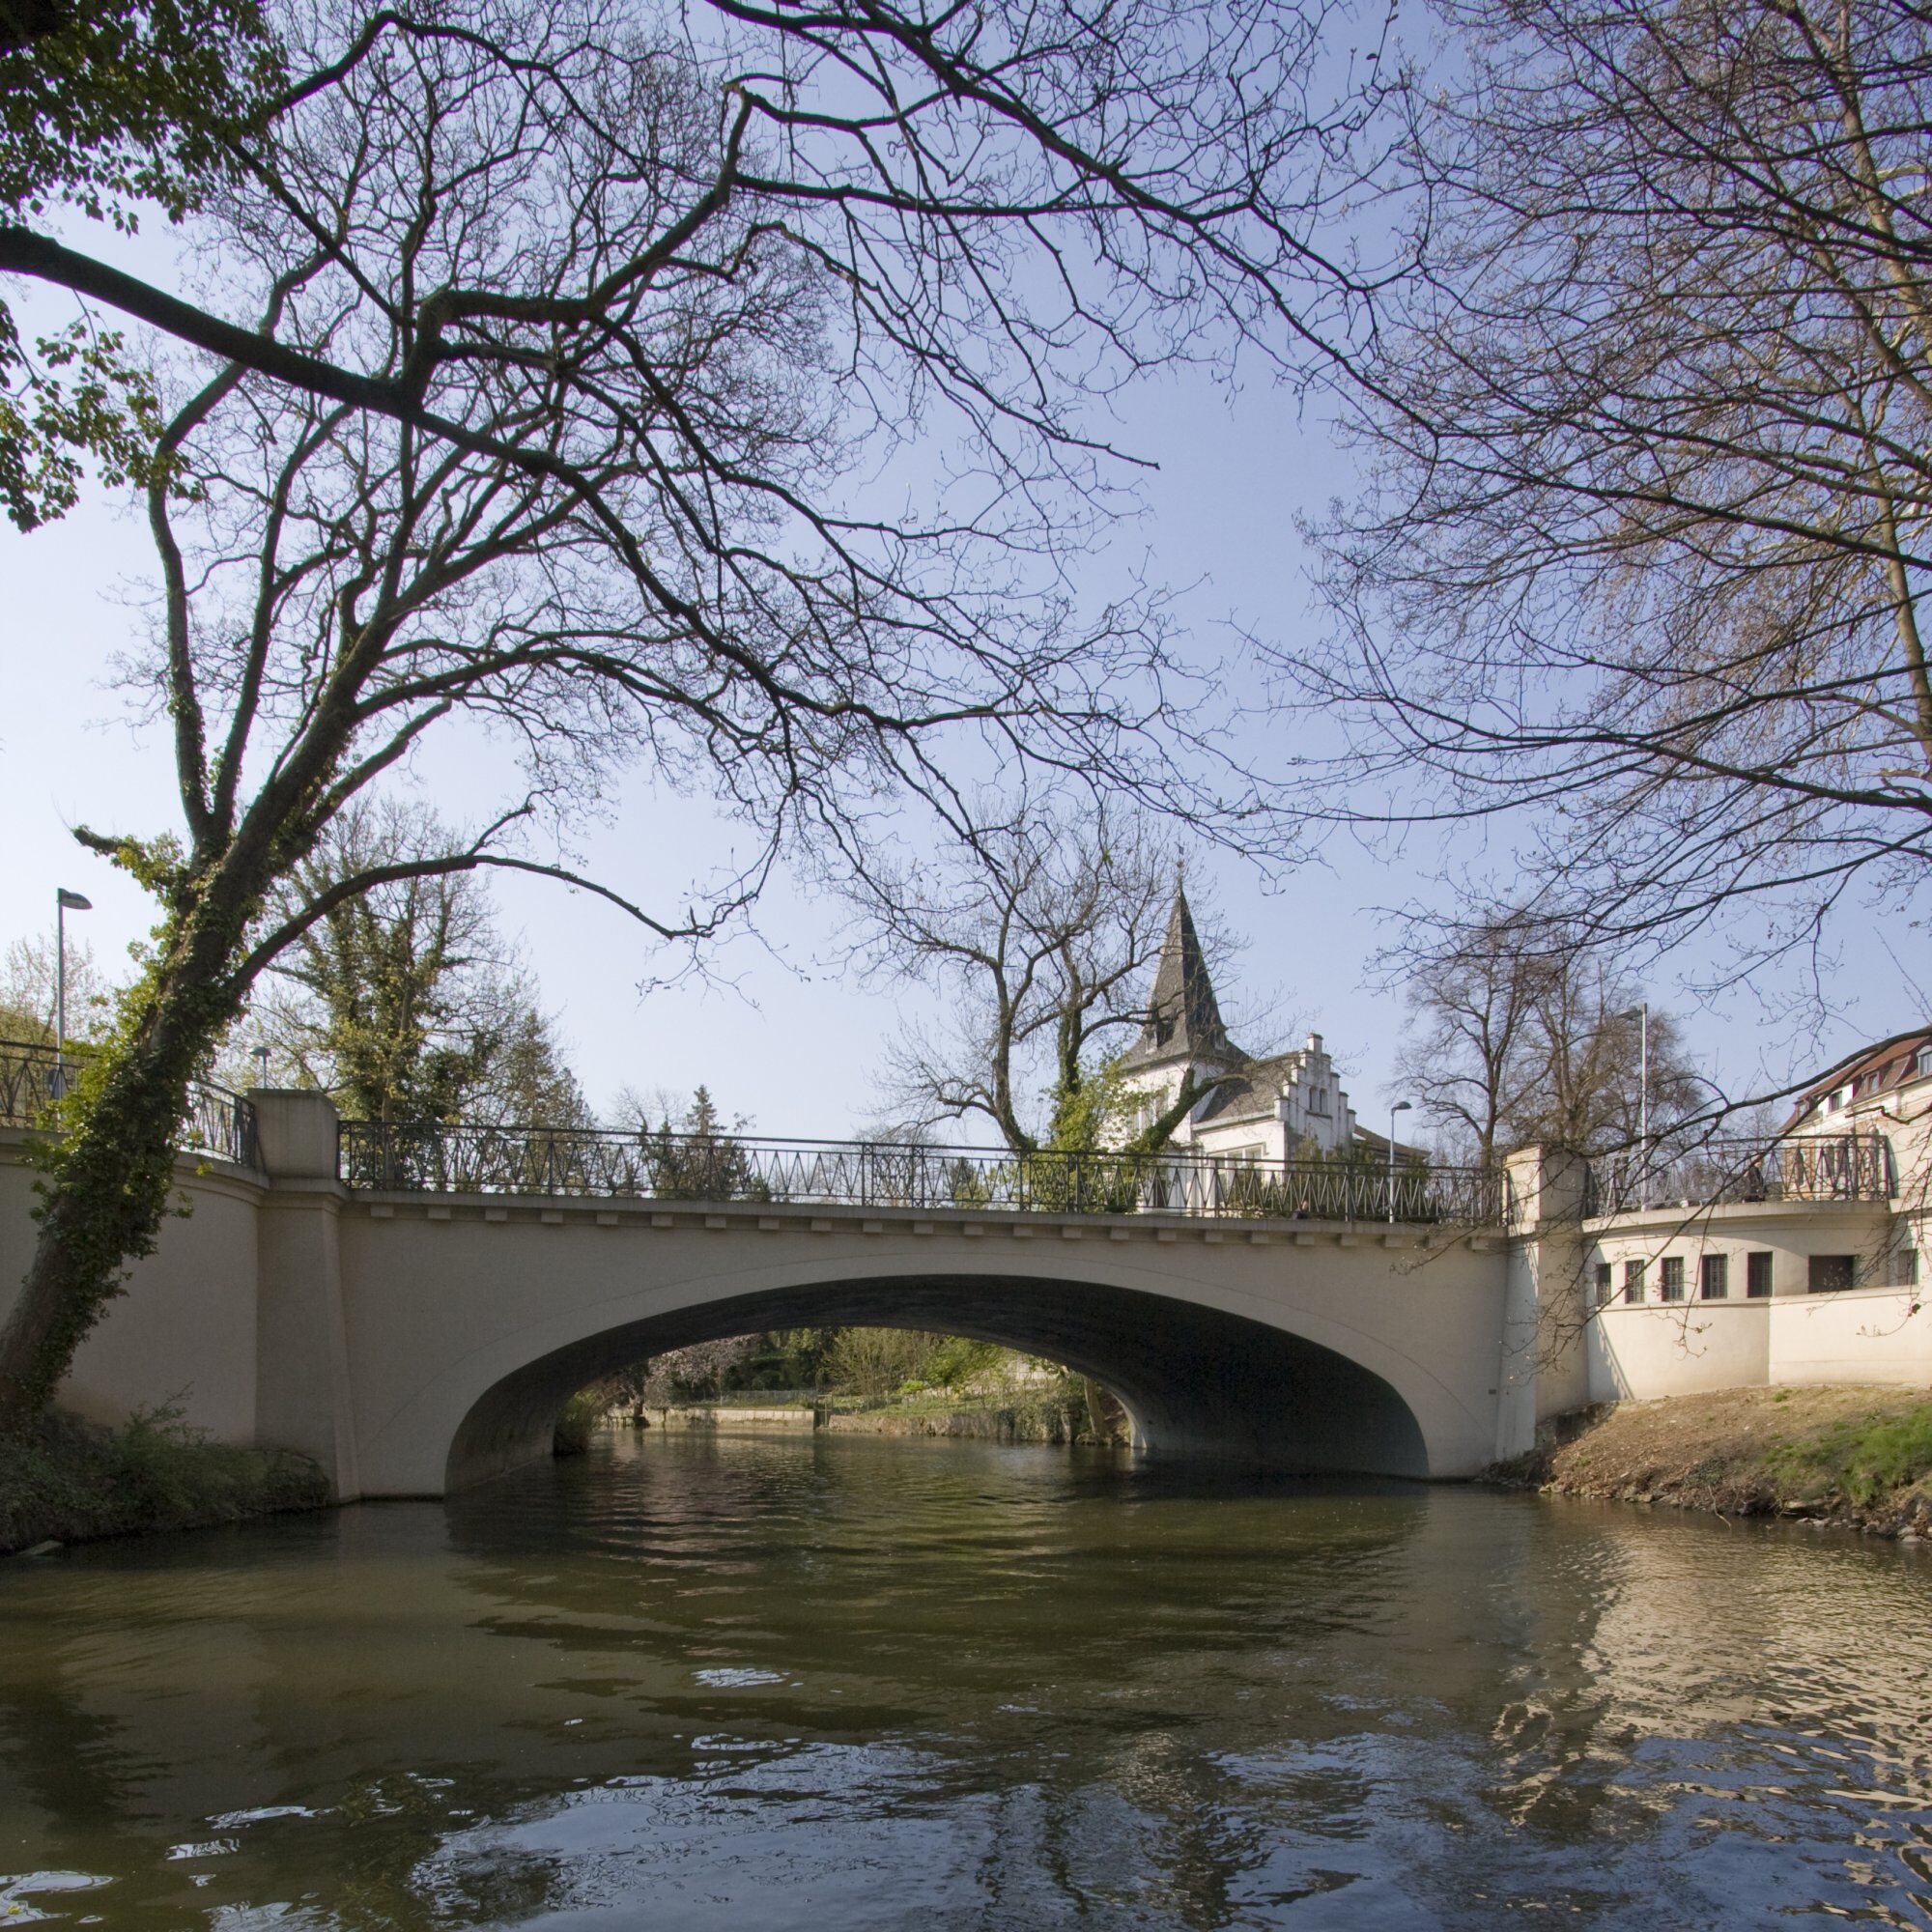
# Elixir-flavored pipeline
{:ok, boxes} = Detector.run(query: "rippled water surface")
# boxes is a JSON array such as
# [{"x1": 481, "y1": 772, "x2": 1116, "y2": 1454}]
[{"x1": 2, "y1": 1430, "x2": 1931, "y2": 1928}]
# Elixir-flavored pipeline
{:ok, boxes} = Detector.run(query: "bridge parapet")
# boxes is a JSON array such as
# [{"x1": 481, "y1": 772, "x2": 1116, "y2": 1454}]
[
  {"x1": 0, "y1": 1037, "x2": 260, "y2": 1169},
  {"x1": 336, "y1": 1117, "x2": 1507, "y2": 1227}
]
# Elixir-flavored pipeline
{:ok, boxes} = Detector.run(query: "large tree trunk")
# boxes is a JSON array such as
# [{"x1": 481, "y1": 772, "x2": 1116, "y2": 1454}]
[{"x1": 0, "y1": 894, "x2": 248, "y2": 1435}]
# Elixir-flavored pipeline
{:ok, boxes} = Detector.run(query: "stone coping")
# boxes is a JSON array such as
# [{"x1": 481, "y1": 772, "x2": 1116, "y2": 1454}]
[
  {"x1": 1580, "y1": 1197, "x2": 1899, "y2": 1237},
  {"x1": 0, "y1": 1122, "x2": 266, "y2": 1203},
  {"x1": 339, "y1": 1188, "x2": 1503, "y2": 1249}
]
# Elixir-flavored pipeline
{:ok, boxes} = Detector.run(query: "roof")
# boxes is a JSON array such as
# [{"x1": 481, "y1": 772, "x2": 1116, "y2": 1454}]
[
  {"x1": 1119, "y1": 888, "x2": 1238, "y2": 1071},
  {"x1": 1781, "y1": 1023, "x2": 1932, "y2": 1131}
]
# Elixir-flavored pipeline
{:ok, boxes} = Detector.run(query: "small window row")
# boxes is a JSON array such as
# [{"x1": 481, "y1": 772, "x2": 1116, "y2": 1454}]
[{"x1": 1594, "y1": 1247, "x2": 1918, "y2": 1305}]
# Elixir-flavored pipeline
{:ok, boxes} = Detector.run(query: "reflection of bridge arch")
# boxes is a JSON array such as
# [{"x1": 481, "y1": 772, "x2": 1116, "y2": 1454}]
[{"x1": 441, "y1": 1270, "x2": 1435, "y2": 1492}]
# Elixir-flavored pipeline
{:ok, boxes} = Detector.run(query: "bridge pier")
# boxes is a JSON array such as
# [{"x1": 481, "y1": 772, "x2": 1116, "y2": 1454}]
[
  {"x1": 1494, "y1": 1147, "x2": 1590, "y2": 1463},
  {"x1": 253, "y1": 1093, "x2": 361, "y2": 1499}
]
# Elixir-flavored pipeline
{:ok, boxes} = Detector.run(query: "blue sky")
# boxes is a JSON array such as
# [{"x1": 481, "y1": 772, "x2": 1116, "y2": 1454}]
[{"x1": 1, "y1": 250, "x2": 1921, "y2": 1138}]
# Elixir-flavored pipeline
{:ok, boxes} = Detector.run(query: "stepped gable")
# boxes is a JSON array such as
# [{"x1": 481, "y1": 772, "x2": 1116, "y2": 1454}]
[{"x1": 1120, "y1": 888, "x2": 1240, "y2": 1072}]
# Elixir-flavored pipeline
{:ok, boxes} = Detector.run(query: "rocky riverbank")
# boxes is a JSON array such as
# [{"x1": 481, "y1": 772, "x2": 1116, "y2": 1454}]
[{"x1": 1491, "y1": 1385, "x2": 1932, "y2": 1540}]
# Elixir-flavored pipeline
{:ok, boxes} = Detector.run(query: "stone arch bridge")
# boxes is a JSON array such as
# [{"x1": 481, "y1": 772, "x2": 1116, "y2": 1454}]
[{"x1": 0, "y1": 1091, "x2": 1588, "y2": 1498}]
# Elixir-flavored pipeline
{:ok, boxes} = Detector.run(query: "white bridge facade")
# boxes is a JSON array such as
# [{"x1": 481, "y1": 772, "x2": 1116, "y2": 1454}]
[{"x1": 1, "y1": 1092, "x2": 1605, "y2": 1497}]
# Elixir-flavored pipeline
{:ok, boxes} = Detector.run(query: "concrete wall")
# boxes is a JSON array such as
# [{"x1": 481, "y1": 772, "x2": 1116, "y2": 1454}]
[
  {"x1": 1588, "y1": 1291, "x2": 1932, "y2": 1401},
  {"x1": 1587, "y1": 1302, "x2": 1772, "y2": 1402},
  {"x1": 0, "y1": 1127, "x2": 263, "y2": 1441},
  {"x1": 1765, "y1": 1288, "x2": 1932, "y2": 1387},
  {"x1": 1581, "y1": 1196, "x2": 1932, "y2": 1403}
]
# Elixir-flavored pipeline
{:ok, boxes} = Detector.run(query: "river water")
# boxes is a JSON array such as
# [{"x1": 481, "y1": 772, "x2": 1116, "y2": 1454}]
[{"x1": 1, "y1": 1430, "x2": 1930, "y2": 1929}]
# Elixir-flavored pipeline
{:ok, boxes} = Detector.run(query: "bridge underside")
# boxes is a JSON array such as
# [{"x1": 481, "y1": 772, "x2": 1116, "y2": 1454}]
[{"x1": 444, "y1": 1273, "x2": 1431, "y2": 1492}]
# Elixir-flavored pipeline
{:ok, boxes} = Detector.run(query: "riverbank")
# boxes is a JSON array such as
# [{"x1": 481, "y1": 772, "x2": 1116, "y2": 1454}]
[
  {"x1": 0, "y1": 1407, "x2": 329, "y2": 1555},
  {"x1": 623, "y1": 1387, "x2": 1127, "y2": 1447},
  {"x1": 1492, "y1": 1385, "x2": 1932, "y2": 1538}
]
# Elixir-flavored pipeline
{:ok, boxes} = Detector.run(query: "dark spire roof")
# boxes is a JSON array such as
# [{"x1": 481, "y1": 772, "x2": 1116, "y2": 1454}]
[{"x1": 1120, "y1": 887, "x2": 1236, "y2": 1069}]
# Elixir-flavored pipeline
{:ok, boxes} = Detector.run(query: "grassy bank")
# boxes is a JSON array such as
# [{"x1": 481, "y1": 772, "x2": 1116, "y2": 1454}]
[
  {"x1": 1492, "y1": 1386, "x2": 1932, "y2": 1539},
  {"x1": 0, "y1": 1407, "x2": 329, "y2": 1555}
]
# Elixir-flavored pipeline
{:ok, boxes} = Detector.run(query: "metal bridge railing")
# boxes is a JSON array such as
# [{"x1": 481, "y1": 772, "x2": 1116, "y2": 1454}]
[
  {"x1": 336, "y1": 1120, "x2": 1508, "y2": 1226},
  {"x1": 1583, "y1": 1133, "x2": 1892, "y2": 1216},
  {"x1": 0, "y1": 1037, "x2": 261, "y2": 1170}
]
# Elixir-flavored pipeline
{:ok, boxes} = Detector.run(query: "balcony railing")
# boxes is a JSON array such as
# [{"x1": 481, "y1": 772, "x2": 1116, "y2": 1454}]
[
  {"x1": 337, "y1": 1121, "x2": 1508, "y2": 1226},
  {"x1": 0, "y1": 1038, "x2": 261, "y2": 1171},
  {"x1": 1583, "y1": 1133, "x2": 1892, "y2": 1217}
]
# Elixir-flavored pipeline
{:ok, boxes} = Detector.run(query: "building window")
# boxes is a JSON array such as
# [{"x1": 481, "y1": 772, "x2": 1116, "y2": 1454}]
[
  {"x1": 1808, "y1": 1254, "x2": 1857, "y2": 1293},
  {"x1": 1623, "y1": 1260, "x2": 1646, "y2": 1304},
  {"x1": 1747, "y1": 1251, "x2": 1774, "y2": 1298},
  {"x1": 1917, "y1": 1045, "x2": 1932, "y2": 1079},
  {"x1": 1307, "y1": 1087, "x2": 1329, "y2": 1117},
  {"x1": 1895, "y1": 1246, "x2": 1920, "y2": 1289},
  {"x1": 1594, "y1": 1262, "x2": 1613, "y2": 1307},
  {"x1": 1699, "y1": 1253, "x2": 1728, "y2": 1299},
  {"x1": 1661, "y1": 1256, "x2": 1686, "y2": 1301}
]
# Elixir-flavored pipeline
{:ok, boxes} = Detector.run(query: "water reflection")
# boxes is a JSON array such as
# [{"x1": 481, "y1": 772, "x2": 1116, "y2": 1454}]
[{"x1": 0, "y1": 1432, "x2": 1926, "y2": 1927}]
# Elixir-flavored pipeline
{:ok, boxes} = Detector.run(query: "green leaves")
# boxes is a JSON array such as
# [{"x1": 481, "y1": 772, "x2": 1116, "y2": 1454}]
[
  {"x1": 1, "y1": 0, "x2": 281, "y2": 527},
  {"x1": 0, "y1": 312, "x2": 164, "y2": 527}
]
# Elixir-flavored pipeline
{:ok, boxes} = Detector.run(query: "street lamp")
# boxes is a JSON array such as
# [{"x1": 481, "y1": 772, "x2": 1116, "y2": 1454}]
[
  {"x1": 1388, "y1": 1099, "x2": 1413, "y2": 1223},
  {"x1": 53, "y1": 887, "x2": 92, "y2": 1099},
  {"x1": 1622, "y1": 1003, "x2": 1649, "y2": 1208},
  {"x1": 253, "y1": 1045, "x2": 272, "y2": 1088}
]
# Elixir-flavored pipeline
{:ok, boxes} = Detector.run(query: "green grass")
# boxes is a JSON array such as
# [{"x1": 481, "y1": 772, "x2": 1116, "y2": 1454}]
[
  {"x1": 0, "y1": 1406, "x2": 328, "y2": 1553},
  {"x1": 1762, "y1": 1403, "x2": 1932, "y2": 1509}
]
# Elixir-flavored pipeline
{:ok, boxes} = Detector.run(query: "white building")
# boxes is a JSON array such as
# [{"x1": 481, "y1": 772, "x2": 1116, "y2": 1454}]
[
  {"x1": 1781, "y1": 1024, "x2": 1932, "y2": 1152},
  {"x1": 1112, "y1": 889, "x2": 1404, "y2": 1165}
]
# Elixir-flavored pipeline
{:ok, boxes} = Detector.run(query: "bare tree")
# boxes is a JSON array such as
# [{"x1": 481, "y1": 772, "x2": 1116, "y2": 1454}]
[
  {"x1": 0, "y1": 935, "x2": 115, "y2": 1047},
  {"x1": 0, "y1": 0, "x2": 1366, "y2": 1431},
  {"x1": 1391, "y1": 909, "x2": 1704, "y2": 1161},
  {"x1": 844, "y1": 799, "x2": 1218, "y2": 1152},
  {"x1": 5, "y1": 0, "x2": 1392, "y2": 540},
  {"x1": 1291, "y1": 0, "x2": 1932, "y2": 987},
  {"x1": 1388, "y1": 913, "x2": 1544, "y2": 1165}
]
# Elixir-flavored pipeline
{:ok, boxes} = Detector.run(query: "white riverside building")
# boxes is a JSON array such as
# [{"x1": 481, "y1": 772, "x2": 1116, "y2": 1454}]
[
  {"x1": 1578, "y1": 1026, "x2": 1932, "y2": 1404},
  {"x1": 1116, "y1": 891, "x2": 1932, "y2": 1406}
]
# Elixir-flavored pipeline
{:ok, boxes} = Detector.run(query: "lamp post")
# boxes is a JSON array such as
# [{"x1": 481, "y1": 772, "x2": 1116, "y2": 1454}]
[
  {"x1": 1622, "y1": 1003, "x2": 1649, "y2": 1208},
  {"x1": 53, "y1": 887, "x2": 92, "y2": 1099},
  {"x1": 253, "y1": 1045, "x2": 271, "y2": 1089},
  {"x1": 1387, "y1": 1099, "x2": 1413, "y2": 1223}
]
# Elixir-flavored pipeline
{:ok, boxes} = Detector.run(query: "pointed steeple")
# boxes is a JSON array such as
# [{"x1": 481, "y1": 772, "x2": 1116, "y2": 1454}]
[{"x1": 1121, "y1": 886, "x2": 1235, "y2": 1069}]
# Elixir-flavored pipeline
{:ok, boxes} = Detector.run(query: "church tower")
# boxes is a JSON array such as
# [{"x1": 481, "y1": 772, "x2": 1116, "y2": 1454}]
[{"x1": 1120, "y1": 886, "x2": 1235, "y2": 1074}]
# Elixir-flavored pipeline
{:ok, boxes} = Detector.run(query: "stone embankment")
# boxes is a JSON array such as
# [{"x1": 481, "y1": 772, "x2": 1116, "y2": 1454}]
[
  {"x1": 633, "y1": 1395, "x2": 1120, "y2": 1446},
  {"x1": 1490, "y1": 1385, "x2": 1932, "y2": 1541}
]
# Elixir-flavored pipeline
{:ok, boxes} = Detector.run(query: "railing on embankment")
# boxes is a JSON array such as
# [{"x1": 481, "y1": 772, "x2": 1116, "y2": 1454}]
[
  {"x1": 1581, "y1": 1133, "x2": 1893, "y2": 1216},
  {"x1": 336, "y1": 1119, "x2": 1508, "y2": 1226},
  {"x1": 0, "y1": 1038, "x2": 261, "y2": 1170}
]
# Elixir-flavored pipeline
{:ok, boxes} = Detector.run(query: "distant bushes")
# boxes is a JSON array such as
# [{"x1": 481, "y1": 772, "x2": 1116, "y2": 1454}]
[{"x1": 0, "y1": 1406, "x2": 329, "y2": 1553}]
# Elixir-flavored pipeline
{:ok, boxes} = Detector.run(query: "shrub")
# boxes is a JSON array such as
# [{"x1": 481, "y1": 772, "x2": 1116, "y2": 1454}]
[{"x1": 0, "y1": 1406, "x2": 327, "y2": 1553}]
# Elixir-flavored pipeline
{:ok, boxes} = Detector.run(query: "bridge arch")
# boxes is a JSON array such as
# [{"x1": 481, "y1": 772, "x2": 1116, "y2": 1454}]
[
  {"x1": 440, "y1": 1271, "x2": 1435, "y2": 1491},
  {"x1": 323, "y1": 1205, "x2": 1507, "y2": 1493}
]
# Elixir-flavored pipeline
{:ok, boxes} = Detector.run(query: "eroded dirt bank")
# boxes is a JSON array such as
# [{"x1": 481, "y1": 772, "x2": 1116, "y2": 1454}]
[{"x1": 1490, "y1": 1385, "x2": 1932, "y2": 1540}]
